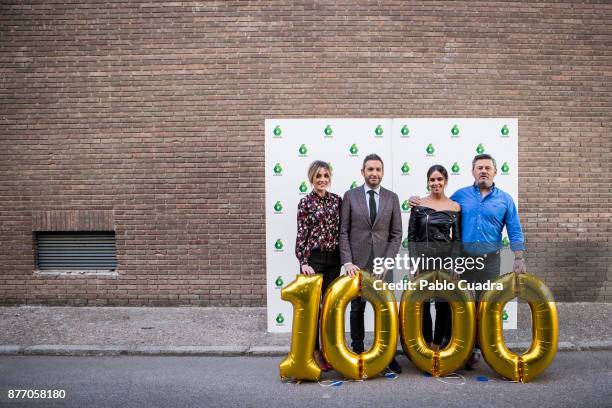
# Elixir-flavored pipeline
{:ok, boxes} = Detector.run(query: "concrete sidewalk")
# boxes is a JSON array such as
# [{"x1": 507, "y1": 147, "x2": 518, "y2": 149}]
[{"x1": 1, "y1": 303, "x2": 611, "y2": 356}]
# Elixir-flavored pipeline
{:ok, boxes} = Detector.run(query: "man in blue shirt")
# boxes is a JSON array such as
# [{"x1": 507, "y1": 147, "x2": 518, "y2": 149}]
[
  {"x1": 450, "y1": 154, "x2": 526, "y2": 272},
  {"x1": 410, "y1": 154, "x2": 526, "y2": 367}
]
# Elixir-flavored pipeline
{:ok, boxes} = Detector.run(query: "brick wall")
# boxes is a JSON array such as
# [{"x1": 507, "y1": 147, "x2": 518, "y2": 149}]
[{"x1": 1, "y1": 1, "x2": 610, "y2": 305}]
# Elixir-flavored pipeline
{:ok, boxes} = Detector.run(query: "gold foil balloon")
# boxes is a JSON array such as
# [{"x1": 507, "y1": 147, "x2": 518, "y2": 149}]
[
  {"x1": 279, "y1": 274, "x2": 323, "y2": 381},
  {"x1": 478, "y1": 273, "x2": 558, "y2": 383},
  {"x1": 321, "y1": 270, "x2": 398, "y2": 380},
  {"x1": 399, "y1": 270, "x2": 476, "y2": 377}
]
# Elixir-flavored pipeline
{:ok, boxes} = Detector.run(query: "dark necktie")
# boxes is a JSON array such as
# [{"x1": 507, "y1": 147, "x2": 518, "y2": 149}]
[{"x1": 368, "y1": 190, "x2": 377, "y2": 224}]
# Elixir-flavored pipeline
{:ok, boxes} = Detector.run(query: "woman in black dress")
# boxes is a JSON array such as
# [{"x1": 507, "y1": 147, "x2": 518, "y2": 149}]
[{"x1": 407, "y1": 165, "x2": 461, "y2": 351}]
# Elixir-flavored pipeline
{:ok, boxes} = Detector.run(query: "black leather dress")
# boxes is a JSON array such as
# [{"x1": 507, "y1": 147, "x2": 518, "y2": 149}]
[
  {"x1": 407, "y1": 205, "x2": 461, "y2": 347},
  {"x1": 407, "y1": 206, "x2": 461, "y2": 261}
]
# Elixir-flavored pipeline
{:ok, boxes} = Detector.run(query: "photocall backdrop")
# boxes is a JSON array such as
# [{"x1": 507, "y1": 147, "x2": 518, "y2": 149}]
[{"x1": 265, "y1": 118, "x2": 519, "y2": 333}]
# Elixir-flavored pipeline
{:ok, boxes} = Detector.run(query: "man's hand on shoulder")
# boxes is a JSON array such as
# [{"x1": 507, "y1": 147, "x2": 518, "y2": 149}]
[{"x1": 408, "y1": 196, "x2": 422, "y2": 207}]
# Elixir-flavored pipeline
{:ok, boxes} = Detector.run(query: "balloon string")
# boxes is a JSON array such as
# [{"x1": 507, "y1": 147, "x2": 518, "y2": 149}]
[
  {"x1": 380, "y1": 370, "x2": 399, "y2": 380},
  {"x1": 318, "y1": 378, "x2": 366, "y2": 387},
  {"x1": 318, "y1": 379, "x2": 345, "y2": 387},
  {"x1": 434, "y1": 372, "x2": 466, "y2": 385}
]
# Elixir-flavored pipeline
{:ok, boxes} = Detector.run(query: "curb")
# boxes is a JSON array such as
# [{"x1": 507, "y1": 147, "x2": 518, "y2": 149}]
[
  {"x1": 574, "y1": 340, "x2": 612, "y2": 351},
  {"x1": 0, "y1": 345, "x2": 21, "y2": 355},
  {"x1": 1, "y1": 341, "x2": 610, "y2": 356}
]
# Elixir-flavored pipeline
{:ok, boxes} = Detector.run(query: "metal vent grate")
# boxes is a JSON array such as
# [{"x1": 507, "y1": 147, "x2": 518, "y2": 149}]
[{"x1": 36, "y1": 232, "x2": 117, "y2": 270}]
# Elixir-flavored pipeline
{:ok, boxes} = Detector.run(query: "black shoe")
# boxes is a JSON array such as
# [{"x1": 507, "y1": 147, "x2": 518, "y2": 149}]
[
  {"x1": 465, "y1": 349, "x2": 481, "y2": 370},
  {"x1": 440, "y1": 337, "x2": 450, "y2": 349},
  {"x1": 388, "y1": 357, "x2": 402, "y2": 373}
]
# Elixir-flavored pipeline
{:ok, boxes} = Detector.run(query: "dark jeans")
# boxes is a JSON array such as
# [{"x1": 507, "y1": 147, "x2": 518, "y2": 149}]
[
  {"x1": 350, "y1": 254, "x2": 394, "y2": 353},
  {"x1": 309, "y1": 249, "x2": 341, "y2": 351},
  {"x1": 460, "y1": 250, "x2": 501, "y2": 301},
  {"x1": 460, "y1": 250, "x2": 501, "y2": 349}
]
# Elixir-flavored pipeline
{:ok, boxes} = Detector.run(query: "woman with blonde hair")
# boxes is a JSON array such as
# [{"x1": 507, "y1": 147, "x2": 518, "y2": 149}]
[{"x1": 295, "y1": 160, "x2": 342, "y2": 371}]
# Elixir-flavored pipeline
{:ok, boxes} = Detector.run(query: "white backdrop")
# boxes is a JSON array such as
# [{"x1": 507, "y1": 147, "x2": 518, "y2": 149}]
[{"x1": 265, "y1": 118, "x2": 518, "y2": 333}]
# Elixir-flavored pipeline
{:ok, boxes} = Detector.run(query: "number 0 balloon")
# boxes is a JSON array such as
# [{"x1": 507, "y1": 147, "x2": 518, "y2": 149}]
[
  {"x1": 478, "y1": 273, "x2": 558, "y2": 383},
  {"x1": 399, "y1": 270, "x2": 476, "y2": 377},
  {"x1": 320, "y1": 270, "x2": 398, "y2": 380}
]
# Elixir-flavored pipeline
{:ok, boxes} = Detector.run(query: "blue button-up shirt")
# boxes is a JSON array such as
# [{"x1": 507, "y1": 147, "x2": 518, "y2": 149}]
[{"x1": 450, "y1": 183, "x2": 525, "y2": 255}]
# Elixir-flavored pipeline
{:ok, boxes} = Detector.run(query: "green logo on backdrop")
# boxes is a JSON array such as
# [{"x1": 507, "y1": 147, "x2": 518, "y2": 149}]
[
  {"x1": 273, "y1": 163, "x2": 282, "y2": 174},
  {"x1": 274, "y1": 239, "x2": 284, "y2": 250},
  {"x1": 350, "y1": 181, "x2": 358, "y2": 189},
  {"x1": 451, "y1": 162, "x2": 460, "y2": 174},
  {"x1": 276, "y1": 313, "x2": 285, "y2": 324},
  {"x1": 501, "y1": 162, "x2": 510, "y2": 174},
  {"x1": 349, "y1": 144, "x2": 359, "y2": 155},
  {"x1": 324, "y1": 125, "x2": 333, "y2": 137},
  {"x1": 275, "y1": 276, "x2": 284, "y2": 288},
  {"x1": 426, "y1": 143, "x2": 435, "y2": 155},
  {"x1": 501, "y1": 124, "x2": 509, "y2": 137},
  {"x1": 451, "y1": 124, "x2": 460, "y2": 137},
  {"x1": 502, "y1": 310, "x2": 508, "y2": 321},
  {"x1": 375, "y1": 125, "x2": 383, "y2": 136},
  {"x1": 476, "y1": 144, "x2": 485, "y2": 154},
  {"x1": 401, "y1": 162, "x2": 410, "y2": 174},
  {"x1": 401, "y1": 200, "x2": 410, "y2": 212},
  {"x1": 299, "y1": 182, "x2": 308, "y2": 193},
  {"x1": 402, "y1": 237, "x2": 409, "y2": 248},
  {"x1": 274, "y1": 201, "x2": 283, "y2": 212},
  {"x1": 298, "y1": 144, "x2": 308, "y2": 155},
  {"x1": 401, "y1": 125, "x2": 409, "y2": 136},
  {"x1": 402, "y1": 275, "x2": 410, "y2": 285},
  {"x1": 273, "y1": 126, "x2": 282, "y2": 137}
]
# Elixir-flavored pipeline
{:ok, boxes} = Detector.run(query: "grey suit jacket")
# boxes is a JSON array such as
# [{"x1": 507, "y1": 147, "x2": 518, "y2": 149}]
[{"x1": 339, "y1": 184, "x2": 402, "y2": 269}]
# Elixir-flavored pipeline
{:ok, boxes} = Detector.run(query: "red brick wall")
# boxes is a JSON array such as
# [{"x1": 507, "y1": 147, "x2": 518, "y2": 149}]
[{"x1": 1, "y1": 1, "x2": 610, "y2": 305}]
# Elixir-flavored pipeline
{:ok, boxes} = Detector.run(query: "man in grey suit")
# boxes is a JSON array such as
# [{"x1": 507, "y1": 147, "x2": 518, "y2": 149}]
[{"x1": 339, "y1": 153, "x2": 403, "y2": 373}]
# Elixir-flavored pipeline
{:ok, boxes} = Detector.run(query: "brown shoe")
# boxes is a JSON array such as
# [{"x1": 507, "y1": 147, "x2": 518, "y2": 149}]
[{"x1": 314, "y1": 351, "x2": 329, "y2": 372}]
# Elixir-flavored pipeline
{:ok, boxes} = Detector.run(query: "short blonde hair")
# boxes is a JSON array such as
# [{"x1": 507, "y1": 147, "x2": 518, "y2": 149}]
[{"x1": 308, "y1": 160, "x2": 332, "y2": 185}]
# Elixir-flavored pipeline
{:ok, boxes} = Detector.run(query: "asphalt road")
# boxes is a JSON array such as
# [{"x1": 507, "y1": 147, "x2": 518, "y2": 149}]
[{"x1": 1, "y1": 352, "x2": 610, "y2": 408}]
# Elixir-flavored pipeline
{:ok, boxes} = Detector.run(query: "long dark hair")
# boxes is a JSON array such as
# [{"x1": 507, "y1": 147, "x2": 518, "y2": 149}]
[{"x1": 427, "y1": 164, "x2": 448, "y2": 181}]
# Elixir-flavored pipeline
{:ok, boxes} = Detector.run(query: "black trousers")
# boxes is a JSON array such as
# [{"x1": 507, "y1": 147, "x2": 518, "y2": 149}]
[
  {"x1": 309, "y1": 249, "x2": 341, "y2": 351},
  {"x1": 460, "y1": 250, "x2": 501, "y2": 349},
  {"x1": 418, "y1": 263, "x2": 452, "y2": 347},
  {"x1": 422, "y1": 300, "x2": 451, "y2": 346},
  {"x1": 350, "y1": 253, "x2": 394, "y2": 353},
  {"x1": 460, "y1": 250, "x2": 501, "y2": 302}
]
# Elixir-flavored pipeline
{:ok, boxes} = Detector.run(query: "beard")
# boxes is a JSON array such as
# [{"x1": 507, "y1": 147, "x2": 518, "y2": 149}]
[
  {"x1": 477, "y1": 179, "x2": 493, "y2": 188},
  {"x1": 366, "y1": 178, "x2": 380, "y2": 188}
]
